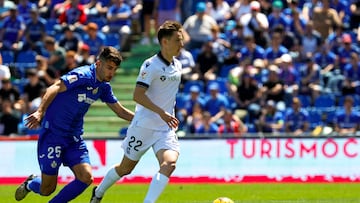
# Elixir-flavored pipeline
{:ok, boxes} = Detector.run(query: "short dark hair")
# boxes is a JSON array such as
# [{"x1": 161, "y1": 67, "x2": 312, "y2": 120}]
[
  {"x1": 157, "y1": 21, "x2": 183, "y2": 44},
  {"x1": 98, "y1": 46, "x2": 123, "y2": 67}
]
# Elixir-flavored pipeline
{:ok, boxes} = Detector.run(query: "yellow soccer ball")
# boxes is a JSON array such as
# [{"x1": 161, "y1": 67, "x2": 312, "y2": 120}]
[{"x1": 213, "y1": 197, "x2": 234, "y2": 203}]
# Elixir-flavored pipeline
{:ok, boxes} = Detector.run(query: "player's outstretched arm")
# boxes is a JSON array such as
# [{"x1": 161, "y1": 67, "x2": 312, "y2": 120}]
[
  {"x1": 106, "y1": 101, "x2": 134, "y2": 122},
  {"x1": 25, "y1": 80, "x2": 67, "y2": 129}
]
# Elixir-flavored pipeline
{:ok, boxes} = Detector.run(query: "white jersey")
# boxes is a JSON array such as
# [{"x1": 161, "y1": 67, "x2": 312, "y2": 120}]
[{"x1": 131, "y1": 53, "x2": 182, "y2": 131}]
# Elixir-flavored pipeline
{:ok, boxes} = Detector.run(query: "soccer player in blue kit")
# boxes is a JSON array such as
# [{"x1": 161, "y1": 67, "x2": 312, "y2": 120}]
[
  {"x1": 90, "y1": 20, "x2": 184, "y2": 203},
  {"x1": 15, "y1": 46, "x2": 134, "y2": 202}
]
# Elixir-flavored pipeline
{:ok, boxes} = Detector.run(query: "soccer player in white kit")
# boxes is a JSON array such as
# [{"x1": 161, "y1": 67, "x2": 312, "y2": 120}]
[{"x1": 90, "y1": 20, "x2": 184, "y2": 203}]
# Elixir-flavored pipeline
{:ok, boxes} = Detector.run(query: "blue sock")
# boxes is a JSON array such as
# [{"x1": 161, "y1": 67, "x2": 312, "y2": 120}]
[
  {"x1": 28, "y1": 177, "x2": 41, "y2": 194},
  {"x1": 49, "y1": 179, "x2": 89, "y2": 203}
]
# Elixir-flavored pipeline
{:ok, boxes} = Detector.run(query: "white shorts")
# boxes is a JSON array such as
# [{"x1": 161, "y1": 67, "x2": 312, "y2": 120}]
[{"x1": 121, "y1": 124, "x2": 180, "y2": 161}]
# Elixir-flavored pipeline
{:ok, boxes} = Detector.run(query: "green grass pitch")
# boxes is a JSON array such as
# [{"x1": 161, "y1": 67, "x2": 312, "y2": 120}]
[{"x1": 1, "y1": 183, "x2": 360, "y2": 203}]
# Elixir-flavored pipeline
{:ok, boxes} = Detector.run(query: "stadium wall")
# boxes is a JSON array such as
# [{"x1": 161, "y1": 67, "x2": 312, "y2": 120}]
[{"x1": 1, "y1": 137, "x2": 360, "y2": 184}]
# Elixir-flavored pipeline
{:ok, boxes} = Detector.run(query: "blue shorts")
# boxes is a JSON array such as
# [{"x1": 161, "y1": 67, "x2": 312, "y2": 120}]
[{"x1": 37, "y1": 129, "x2": 90, "y2": 175}]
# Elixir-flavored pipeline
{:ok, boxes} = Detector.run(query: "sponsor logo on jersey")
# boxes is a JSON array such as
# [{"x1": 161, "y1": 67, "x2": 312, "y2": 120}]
[
  {"x1": 160, "y1": 75, "x2": 166, "y2": 81},
  {"x1": 78, "y1": 93, "x2": 96, "y2": 104},
  {"x1": 141, "y1": 71, "x2": 147, "y2": 79},
  {"x1": 92, "y1": 87, "x2": 98, "y2": 94},
  {"x1": 87, "y1": 87, "x2": 93, "y2": 90},
  {"x1": 67, "y1": 75, "x2": 78, "y2": 84}
]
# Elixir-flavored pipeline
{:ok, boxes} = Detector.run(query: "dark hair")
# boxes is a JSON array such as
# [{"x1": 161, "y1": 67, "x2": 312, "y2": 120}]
[
  {"x1": 98, "y1": 46, "x2": 123, "y2": 67},
  {"x1": 157, "y1": 21, "x2": 183, "y2": 44}
]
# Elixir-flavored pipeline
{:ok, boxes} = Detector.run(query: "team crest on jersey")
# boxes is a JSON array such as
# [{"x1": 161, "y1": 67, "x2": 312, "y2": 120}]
[
  {"x1": 51, "y1": 161, "x2": 57, "y2": 168},
  {"x1": 92, "y1": 87, "x2": 98, "y2": 94},
  {"x1": 160, "y1": 75, "x2": 166, "y2": 81},
  {"x1": 141, "y1": 71, "x2": 147, "y2": 79},
  {"x1": 67, "y1": 75, "x2": 78, "y2": 84},
  {"x1": 145, "y1": 61, "x2": 150, "y2": 68}
]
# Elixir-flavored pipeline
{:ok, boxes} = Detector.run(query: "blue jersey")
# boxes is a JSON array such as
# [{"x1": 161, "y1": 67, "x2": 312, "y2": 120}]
[{"x1": 42, "y1": 64, "x2": 117, "y2": 137}]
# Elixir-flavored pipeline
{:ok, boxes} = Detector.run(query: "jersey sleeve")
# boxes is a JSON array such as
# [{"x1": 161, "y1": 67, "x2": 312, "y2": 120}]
[
  {"x1": 100, "y1": 83, "x2": 118, "y2": 103},
  {"x1": 61, "y1": 71, "x2": 86, "y2": 90},
  {"x1": 136, "y1": 59, "x2": 156, "y2": 88}
]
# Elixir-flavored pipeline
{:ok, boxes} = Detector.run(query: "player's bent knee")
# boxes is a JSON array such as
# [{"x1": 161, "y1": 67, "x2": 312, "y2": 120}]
[
  {"x1": 160, "y1": 161, "x2": 177, "y2": 174},
  {"x1": 77, "y1": 173, "x2": 93, "y2": 185}
]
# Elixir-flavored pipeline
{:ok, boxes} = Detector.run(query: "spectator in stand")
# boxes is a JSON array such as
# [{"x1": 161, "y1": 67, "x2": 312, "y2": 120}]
[
  {"x1": 0, "y1": 4, "x2": 25, "y2": 51},
  {"x1": 204, "y1": 83, "x2": 229, "y2": 123},
  {"x1": 267, "y1": 0, "x2": 290, "y2": 32},
  {"x1": 0, "y1": 78, "x2": 20, "y2": 104},
  {"x1": 239, "y1": 35, "x2": 265, "y2": 64},
  {"x1": 349, "y1": 0, "x2": 360, "y2": 30},
  {"x1": 231, "y1": 0, "x2": 251, "y2": 22},
  {"x1": 298, "y1": 54, "x2": 322, "y2": 101},
  {"x1": 210, "y1": 25, "x2": 231, "y2": 65},
  {"x1": 176, "y1": 48, "x2": 196, "y2": 84},
  {"x1": 312, "y1": 0, "x2": 341, "y2": 39},
  {"x1": 140, "y1": 0, "x2": 156, "y2": 45},
  {"x1": 22, "y1": 68, "x2": 47, "y2": 113},
  {"x1": 186, "y1": 102, "x2": 204, "y2": 134},
  {"x1": 0, "y1": 53, "x2": 11, "y2": 90},
  {"x1": 153, "y1": 0, "x2": 181, "y2": 27},
  {"x1": 230, "y1": 72, "x2": 261, "y2": 122},
  {"x1": 327, "y1": 23, "x2": 346, "y2": 55},
  {"x1": 284, "y1": 97, "x2": 310, "y2": 136},
  {"x1": 208, "y1": 0, "x2": 232, "y2": 27},
  {"x1": 83, "y1": 0, "x2": 108, "y2": 21},
  {"x1": 333, "y1": 96, "x2": 360, "y2": 135},
  {"x1": 343, "y1": 53, "x2": 360, "y2": 94},
  {"x1": 264, "y1": 30, "x2": 289, "y2": 65},
  {"x1": 338, "y1": 33, "x2": 360, "y2": 71},
  {"x1": 0, "y1": 99, "x2": 21, "y2": 135},
  {"x1": 260, "y1": 64, "x2": 285, "y2": 106},
  {"x1": 0, "y1": 0, "x2": 15, "y2": 21},
  {"x1": 18, "y1": 0, "x2": 37, "y2": 22},
  {"x1": 299, "y1": 20, "x2": 321, "y2": 60},
  {"x1": 59, "y1": 25, "x2": 81, "y2": 52},
  {"x1": 62, "y1": 50, "x2": 79, "y2": 75},
  {"x1": 229, "y1": 23, "x2": 244, "y2": 61},
  {"x1": 331, "y1": 0, "x2": 351, "y2": 26},
  {"x1": 239, "y1": 0, "x2": 269, "y2": 47},
  {"x1": 277, "y1": 53, "x2": 300, "y2": 98},
  {"x1": 255, "y1": 99, "x2": 284, "y2": 134},
  {"x1": 194, "y1": 41, "x2": 219, "y2": 82},
  {"x1": 35, "y1": 55, "x2": 58, "y2": 87},
  {"x1": 286, "y1": 8, "x2": 307, "y2": 43},
  {"x1": 22, "y1": 7, "x2": 46, "y2": 55},
  {"x1": 103, "y1": 0, "x2": 132, "y2": 51},
  {"x1": 58, "y1": 0, "x2": 87, "y2": 27},
  {"x1": 77, "y1": 44, "x2": 93, "y2": 66},
  {"x1": 38, "y1": 36, "x2": 66, "y2": 76},
  {"x1": 183, "y1": 2, "x2": 218, "y2": 50},
  {"x1": 218, "y1": 108, "x2": 247, "y2": 137},
  {"x1": 313, "y1": 41, "x2": 338, "y2": 77},
  {"x1": 326, "y1": 68, "x2": 345, "y2": 96},
  {"x1": 194, "y1": 110, "x2": 218, "y2": 136},
  {"x1": 82, "y1": 22, "x2": 106, "y2": 58},
  {"x1": 341, "y1": 78, "x2": 357, "y2": 96},
  {"x1": 272, "y1": 24, "x2": 298, "y2": 53}
]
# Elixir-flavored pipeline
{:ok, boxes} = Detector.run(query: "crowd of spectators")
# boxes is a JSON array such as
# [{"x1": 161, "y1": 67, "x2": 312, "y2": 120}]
[{"x1": 0, "y1": 0, "x2": 359, "y2": 137}]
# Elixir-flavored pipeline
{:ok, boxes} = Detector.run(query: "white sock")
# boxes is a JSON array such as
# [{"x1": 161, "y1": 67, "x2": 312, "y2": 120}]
[
  {"x1": 143, "y1": 173, "x2": 169, "y2": 203},
  {"x1": 95, "y1": 167, "x2": 121, "y2": 198}
]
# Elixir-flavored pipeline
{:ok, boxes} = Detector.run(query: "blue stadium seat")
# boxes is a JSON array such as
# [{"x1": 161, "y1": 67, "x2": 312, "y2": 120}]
[
  {"x1": 308, "y1": 109, "x2": 322, "y2": 129},
  {"x1": 313, "y1": 94, "x2": 335, "y2": 111},
  {"x1": 182, "y1": 80, "x2": 205, "y2": 94},
  {"x1": 105, "y1": 33, "x2": 121, "y2": 50},
  {"x1": 206, "y1": 78, "x2": 229, "y2": 95},
  {"x1": 45, "y1": 18, "x2": 59, "y2": 36},
  {"x1": 0, "y1": 50, "x2": 15, "y2": 65},
  {"x1": 297, "y1": 94, "x2": 312, "y2": 109},
  {"x1": 218, "y1": 64, "x2": 237, "y2": 79},
  {"x1": 15, "y1": 50, "x2": 37, "y2": 77}
]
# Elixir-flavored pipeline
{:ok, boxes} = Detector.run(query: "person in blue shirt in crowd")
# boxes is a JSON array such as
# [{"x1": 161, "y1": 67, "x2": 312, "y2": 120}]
[
  {"x1": 204, "y1": 83, "x2": 229, "y2": 123},
  {"x1": 0, "y1": 4, "x2": 25, "y2": 51},
  {"x1": 14, "y1": 46, "x2": 134, "y2": 202},
  {"x1": 334, "y1": 95, "x2": 360, "y2": 135},
  {"x1": 284, "y1": 97, "x2": 309, "y2": 136},
  {"x1": 22, "y1": 7, "x2": 46, "y2": 55}
]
